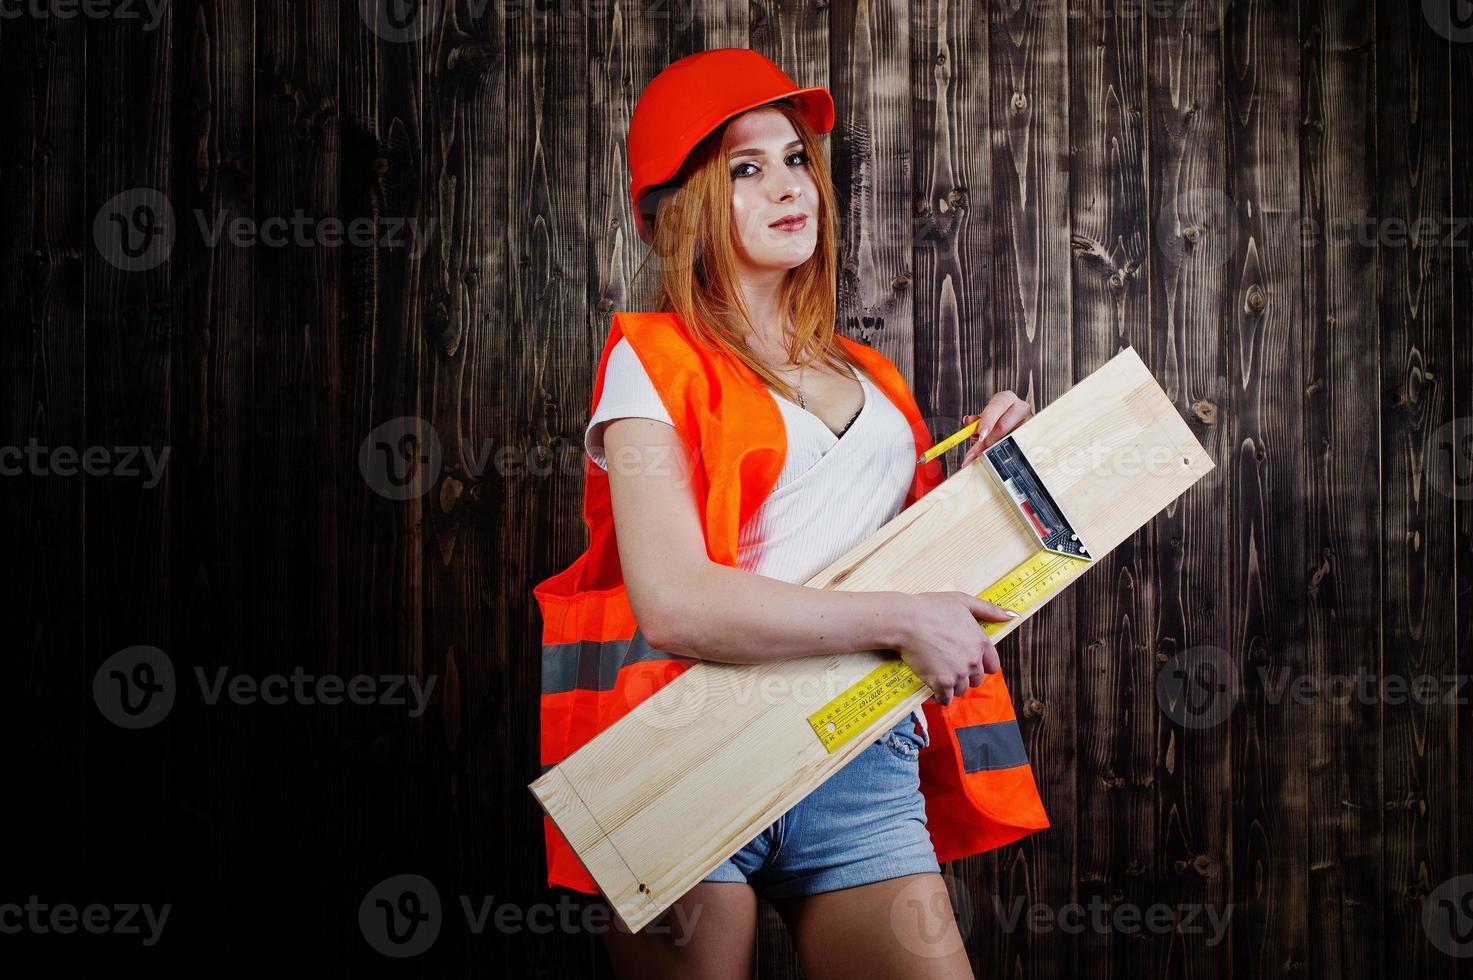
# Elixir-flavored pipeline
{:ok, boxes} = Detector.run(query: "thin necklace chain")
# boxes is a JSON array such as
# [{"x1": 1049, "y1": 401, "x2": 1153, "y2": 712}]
[{"x1": 740, "y1": 330, "x2": 858, "y2": 416}]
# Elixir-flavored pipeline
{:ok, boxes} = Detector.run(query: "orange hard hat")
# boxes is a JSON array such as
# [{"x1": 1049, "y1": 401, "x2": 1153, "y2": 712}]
[{"x1": 627, "y1": 48, "x2": 835, "y2": 245}]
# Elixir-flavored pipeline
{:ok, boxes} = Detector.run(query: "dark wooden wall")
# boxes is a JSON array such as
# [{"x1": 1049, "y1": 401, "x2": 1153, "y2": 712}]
[{"x1": 3, "y1": 0, "x2": 1470, "y2": 976}]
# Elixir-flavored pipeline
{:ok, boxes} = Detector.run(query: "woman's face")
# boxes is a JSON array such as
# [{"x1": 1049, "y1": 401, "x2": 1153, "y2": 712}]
[{"x1": 722, "y1": 108, "x2": 819, "y2": 275}]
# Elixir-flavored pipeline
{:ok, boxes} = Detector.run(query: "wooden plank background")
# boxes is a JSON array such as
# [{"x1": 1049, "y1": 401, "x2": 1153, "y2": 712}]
[{"x1": 1, "y1": 0, "x2": 1470, "y2": 975}]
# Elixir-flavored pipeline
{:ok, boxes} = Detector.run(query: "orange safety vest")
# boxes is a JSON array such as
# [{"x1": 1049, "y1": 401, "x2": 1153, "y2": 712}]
[{"x1": 533, "y1": 311, "x2": 1050, "y2": 895}]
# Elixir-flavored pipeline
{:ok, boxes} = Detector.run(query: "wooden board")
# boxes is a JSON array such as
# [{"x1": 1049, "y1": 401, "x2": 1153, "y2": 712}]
[{"x1": 529, "y1": 346, "x2": 1214, "y2": 931}]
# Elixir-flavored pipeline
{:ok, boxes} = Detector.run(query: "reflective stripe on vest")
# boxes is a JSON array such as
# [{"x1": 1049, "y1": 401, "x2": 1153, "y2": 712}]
[
  {"x1": 955, "y1": 719, "x2": 1028, "y2": 772},
  {"x1": 541, "y1": 627, "x2": 695, "y2": 696}
]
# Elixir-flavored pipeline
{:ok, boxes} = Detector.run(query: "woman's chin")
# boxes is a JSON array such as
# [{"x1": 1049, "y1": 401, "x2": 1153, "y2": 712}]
[{"x1": 742, "y1": 245, "x2": 816, "y2": 272}]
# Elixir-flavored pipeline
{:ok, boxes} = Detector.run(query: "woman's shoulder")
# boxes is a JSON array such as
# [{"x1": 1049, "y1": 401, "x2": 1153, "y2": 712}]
[{"x1": 612, "y1": 310, "x2": 688, "y2": 345}]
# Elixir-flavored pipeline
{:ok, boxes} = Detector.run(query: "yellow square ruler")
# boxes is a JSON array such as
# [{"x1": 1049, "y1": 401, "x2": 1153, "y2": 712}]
[{"x1": 806, "y1": 433, "x2": 1096, "y2": 753}]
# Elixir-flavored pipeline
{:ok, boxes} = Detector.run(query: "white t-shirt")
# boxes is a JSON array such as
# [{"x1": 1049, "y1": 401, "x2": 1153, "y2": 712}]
[{"x1": 585, "y1": 336, "x2": 930, "y2": 741}]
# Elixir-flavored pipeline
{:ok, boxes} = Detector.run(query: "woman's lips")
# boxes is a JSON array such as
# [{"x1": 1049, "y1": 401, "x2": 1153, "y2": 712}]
[{"x1": 770, "y1": 215, "x2": 807, "y2": 232}]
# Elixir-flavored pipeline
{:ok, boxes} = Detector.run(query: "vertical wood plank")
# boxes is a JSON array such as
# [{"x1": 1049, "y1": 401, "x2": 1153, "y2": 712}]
[
  {"x1": 911, "y1": 0, "x2": 991, "y2": 471},
  {"x1": 83, "y1": 0, "x2": 174, "y2": 915},
  {"x1": 1223, "y1": 0, "x2": 1310, "y2": 975},
  {"x1": 337, "y1": 1, "x2": 432, "y2": 969},
  {"x1": 670, "y1": 0, "x2": 745, "y2": 55},
  {"x1": 830, "y1": 0, "x2": 914, "y2": 370},
  {"x1": 1146, "y1": 0, "x2": 1234, "y2": 976},
  {"x1": 0, "y1": 0, "x2": 88, "y2": 906},
  {"x1": 419, "y1": 0, "x2": 509, "y2": 974},
  {"x1": 983, "y1": 0, "x2": 1075, "y2": 976},
  {"x1": 1300, "y1": 0, "x2": 1384, "y2": 974},
  {"x1": 507, "y1": 2, "x2": 592, "y2": 972},
  {"x1": 1068, "y1": 0, "x2": 1157, "y2": 976},
  {"x1": 253, "y1": 0, "x2": 343, "y2": 963},
  {"x1": 591, "y1": 4, "x2": 670, "y2": 319},
  {"x1": 1376, "y1": 3, "x2": 1457, "y2": 975},
  {"x1": 1452, "y1": 21, "x2": 1473, "y2": 979},
  {"x1": 167, "y1": 0, "x2": 256, "y2": 952}
]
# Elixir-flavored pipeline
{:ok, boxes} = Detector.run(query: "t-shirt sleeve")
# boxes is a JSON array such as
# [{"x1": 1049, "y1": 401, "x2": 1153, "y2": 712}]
[{"x1": 584, "y1": 336, "x2": 676, "y2": 470}]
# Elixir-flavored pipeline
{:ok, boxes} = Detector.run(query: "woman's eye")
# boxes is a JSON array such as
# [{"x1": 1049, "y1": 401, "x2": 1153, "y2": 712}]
[{"x1": 731, "y1": 151, "x2": 809, "y2": 179}]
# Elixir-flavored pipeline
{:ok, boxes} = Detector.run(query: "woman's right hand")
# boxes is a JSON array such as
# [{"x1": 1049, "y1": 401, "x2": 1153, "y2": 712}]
[{"x1": 892, "y1": 592, "x2": 1018, "y2": 705}]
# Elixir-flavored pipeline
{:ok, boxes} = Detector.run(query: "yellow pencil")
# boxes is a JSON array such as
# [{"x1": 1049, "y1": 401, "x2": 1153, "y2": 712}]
[{"x1": 916, "y1": 419, "x2": 983, "y2": 465}]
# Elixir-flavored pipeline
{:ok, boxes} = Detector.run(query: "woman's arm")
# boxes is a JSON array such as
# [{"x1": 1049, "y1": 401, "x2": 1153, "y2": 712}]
[{"x1": 601, "y1": 416, "x2": 916, "y2": 663}]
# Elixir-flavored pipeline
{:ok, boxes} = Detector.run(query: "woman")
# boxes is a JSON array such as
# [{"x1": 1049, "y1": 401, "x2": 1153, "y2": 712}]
[{"x1": 537, "y1": 48, "x2": 1043, "y2": 980}]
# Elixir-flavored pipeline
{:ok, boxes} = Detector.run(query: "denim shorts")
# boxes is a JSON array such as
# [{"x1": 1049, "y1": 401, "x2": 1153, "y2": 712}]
[{"x1": 700, "y1": 712, "x2": 940, "y2": 898}]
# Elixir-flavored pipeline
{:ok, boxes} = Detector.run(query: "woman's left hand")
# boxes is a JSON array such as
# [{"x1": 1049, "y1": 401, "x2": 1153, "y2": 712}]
[{"x1": 960, "y1": 391, "x2": 1033, "y2": 466}]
